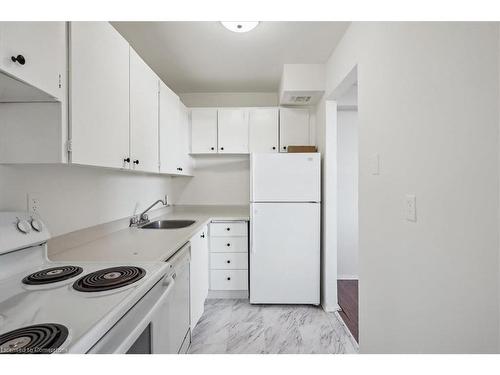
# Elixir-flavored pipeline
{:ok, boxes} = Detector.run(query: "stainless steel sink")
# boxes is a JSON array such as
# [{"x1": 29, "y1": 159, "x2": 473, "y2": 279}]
[{"x1": 140, "y1": 220, "x2": 196, "y2": 229}]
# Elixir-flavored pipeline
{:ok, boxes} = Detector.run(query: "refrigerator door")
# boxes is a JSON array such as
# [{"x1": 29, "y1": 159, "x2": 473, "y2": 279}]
[
  {"x1": 250, "y1": 153, "x2": 321, "y2": 202},
  {"x1": 250, "y1": 202, "x2": 320, "y2": 304}
]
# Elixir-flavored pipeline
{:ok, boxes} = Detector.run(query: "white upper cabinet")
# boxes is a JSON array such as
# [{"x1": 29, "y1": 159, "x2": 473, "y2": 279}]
[
  {"x1": 279, "y1": 108, "x2": 311, "y2": 152},
  {"x1": 249, "y1": 108, "x2": 279, "y2": 153},
  {"x1": 178, "y1": 103, "x2": 193, "y2": 175},
  {"x1": 0, "y1": 22, "x2": 66, "y2": 101},
  {"x1": 130, "y1": 48, "x2": 159, "y2": 173},
  {"x1": 69, "y1": 22, "x2": 130, "y2": 169},
  {"x1": 217, "y1": 108, "x2": 249, "y2": 154},
  {"x1": 191, "y1": 108, "x2": 218, "y2": 154}
]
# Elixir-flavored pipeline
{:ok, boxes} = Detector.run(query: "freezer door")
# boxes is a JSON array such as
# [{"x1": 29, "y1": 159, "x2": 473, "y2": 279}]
[
  {"x1": 250, "y1": 202, "x2": 320, "y2": 304},
  {"x1": 250, "y1": 153, "x2": 320, "y2": 202}
]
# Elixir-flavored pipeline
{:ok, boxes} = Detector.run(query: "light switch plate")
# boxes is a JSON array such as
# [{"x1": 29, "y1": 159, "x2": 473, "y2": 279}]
[{"x1": 405, "y1": 194, "x2": 416, "y2": 222}]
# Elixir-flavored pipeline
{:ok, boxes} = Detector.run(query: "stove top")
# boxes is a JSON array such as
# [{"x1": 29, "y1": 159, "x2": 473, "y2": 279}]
[
  {"x1": 22, "y1": 266, "x2": 83, "y2": 285},
  {"x1": 0, "y1": 323, "x2": 68, "y2": 354},
  {"x1": 73, "y1": 266, "x2": 146, "y2": 292},
  {"x1": 0, "y1": 211, "x2": 171, "y2": 354}
]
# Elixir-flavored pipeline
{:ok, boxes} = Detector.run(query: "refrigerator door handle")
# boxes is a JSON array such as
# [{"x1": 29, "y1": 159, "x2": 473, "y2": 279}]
[{"x1": 250, "y1": 207, "x2": 255, "y2": 255}]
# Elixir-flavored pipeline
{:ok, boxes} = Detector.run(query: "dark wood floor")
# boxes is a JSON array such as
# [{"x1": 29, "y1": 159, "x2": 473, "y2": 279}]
[{"x1": 337, "y1": 279, "x2": 358, "y2": 342}]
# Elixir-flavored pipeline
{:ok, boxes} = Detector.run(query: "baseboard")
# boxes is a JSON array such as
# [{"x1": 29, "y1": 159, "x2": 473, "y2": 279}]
[
  {"x1": 207, "y1": 290, "x2": 249, "y2": 299},
  {"x1": 337, "y1": 275, "x2": 359, "y2": 280},
  {"x1": 321, "y1": 302, "x2": 340, "y2": 312}
]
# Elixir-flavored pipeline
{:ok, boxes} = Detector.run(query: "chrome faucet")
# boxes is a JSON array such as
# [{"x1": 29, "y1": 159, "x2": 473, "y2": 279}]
[{"x1": 130, "y1": 195, "x2": 169, "y2": 227}]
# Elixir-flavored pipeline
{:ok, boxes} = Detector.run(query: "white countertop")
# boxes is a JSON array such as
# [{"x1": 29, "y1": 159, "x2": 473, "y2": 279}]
[{"x1": 50, "y1": 205, "x2": 249, "y2": 263}]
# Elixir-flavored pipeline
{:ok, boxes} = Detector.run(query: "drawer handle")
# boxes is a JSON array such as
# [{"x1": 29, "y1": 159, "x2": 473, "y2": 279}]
[
  {"x1": 226, "y1": 227, "x2": 230, "y2": 231},
  {"x1": 201, "y1": 233, "x2": 205, "y2": 238},
  {"x1": 226, "y1": 277, "x2": 231, "y2": 281},
  {"x1": 226, "y1": 243, "x2": 231, "y2": 247},
  {"x1": 226, "y1": 260, "x2": 231, "y2": 264}
]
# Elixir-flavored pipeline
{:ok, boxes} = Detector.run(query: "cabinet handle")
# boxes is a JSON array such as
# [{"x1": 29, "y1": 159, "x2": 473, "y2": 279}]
[
  {"x1": 272, "y1": 146, "x2": 276, "y2": 150},
  {"x1": 283, "y1": 146, "x2": 287, "y2": 150},
  {"x1": 226, "y1": 243, "x2": 231, "y2": 247},
  {"x1": 201, "y1": 233, "x2": 205, "y2": 238},
  {"x1": 210, "y1": 147, "x2": 215, "y2": 151},
  {"x1": 123, "y1": 157, "x2": 130, "y2": 163},
  {"x1": 226, "y1": 260, "x2": 231, "y2": 264},
  {"x1": 11, "y1": 55, "x2": 26, "y2": 65},
  {"x1": 133, "y1": 160, "x2": 139, "y2": 165},
  {"x1": 226, "y1": 277, "x2": 231, "y2": 281},
  {"x1": 177, "y1": 167, "x2": 183, "y2": 171},
  {"x1": 226, "y1": 227, "x2": 230, "y2": 231},
  {"x1": 220, "y1": 147, "x2": 224, "y2": 151}
]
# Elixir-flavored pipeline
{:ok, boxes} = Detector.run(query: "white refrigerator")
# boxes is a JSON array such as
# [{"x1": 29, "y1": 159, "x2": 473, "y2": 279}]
[{"x1": 250, "y1": 153, "x2": 321, "y2": 305}]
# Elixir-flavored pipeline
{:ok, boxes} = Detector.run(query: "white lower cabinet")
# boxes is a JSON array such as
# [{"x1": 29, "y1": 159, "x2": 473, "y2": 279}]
[
  {"x1": 189, "y1": 226, "x2": 209, "y2": 329},
  {"x1": 209, "y1": 221, "x2": 248, "y2": 293}
]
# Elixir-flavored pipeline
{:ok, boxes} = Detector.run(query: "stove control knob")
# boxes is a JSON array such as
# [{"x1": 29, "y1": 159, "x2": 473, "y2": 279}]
[
  {"x1": 16, "y1": 219, "x2": 31, "y2": 234},
  {"x1": 30, "y1": 218, "x2": 43, "y2": 232}
]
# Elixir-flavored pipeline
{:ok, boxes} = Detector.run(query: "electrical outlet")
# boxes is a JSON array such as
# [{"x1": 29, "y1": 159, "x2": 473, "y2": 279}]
[
  {"x1": 27, "y1": 193, "x2": 41, "y2": 214},
  {"x1": 405, "y1": 194, "x2": 416, "y2": 222}
]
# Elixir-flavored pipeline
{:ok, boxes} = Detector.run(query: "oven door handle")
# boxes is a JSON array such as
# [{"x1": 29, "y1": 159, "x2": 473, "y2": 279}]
[{"x1": 87, "y1": 274, "x2": 175, "y2": 354}]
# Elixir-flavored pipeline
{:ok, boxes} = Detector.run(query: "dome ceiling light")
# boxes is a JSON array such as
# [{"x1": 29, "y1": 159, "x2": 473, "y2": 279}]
[{"x1": 220, "y1": 21, "x2": 259, "y2": 33}]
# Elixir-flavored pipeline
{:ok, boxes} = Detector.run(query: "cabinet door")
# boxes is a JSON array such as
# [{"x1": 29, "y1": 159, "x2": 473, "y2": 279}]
[
  {"x1": 191, "y1": 108, "x2": 217, "y2": 154},
  {"x1": 190, "y1": 226, "x2": 209, "y2": 328},
  {"x1": 279, "y1": 108, "x2": 311, "y2": 152},
  {"x1": 179, "y1": 103, "x2": 193, "y2": 175},
  {"x1": 159, "y1": 81, "x2": 180, "y2": 174},
  {"x1": 0, "y1": 22, "x2": 66, "y2": 100},
  {"x1": 69, "y1": 22, "x2": 130, "y2": 169},
  {"x1": 217, "y1": 108, "x2": 249, "y2": 154},
  {"x1": 249, "y1": 107, "x2": 279, "y2": 153},
  {"x1": 130, "y1": 48, "x2": 159, "y2": 173}
]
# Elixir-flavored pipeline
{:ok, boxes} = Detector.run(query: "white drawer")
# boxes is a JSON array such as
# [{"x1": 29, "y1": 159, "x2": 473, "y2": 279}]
[
  {"x1": 210, "y1": 221, "x2": 247, "y2": 237},
  {"x1": 210, "y1": 237, "x2": 248, "y2": 253},
  {"x1": 210, "y1": 253, "x2": 248, "y2": 270},
  {"x1": 210, "y1": 270, "x2": 248, "y2": 290}
]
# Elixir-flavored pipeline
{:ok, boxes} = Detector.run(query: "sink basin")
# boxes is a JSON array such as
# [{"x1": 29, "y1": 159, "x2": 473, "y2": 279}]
[{"x1": 140, "y1": 220, "x2": 196, "y2": 229}]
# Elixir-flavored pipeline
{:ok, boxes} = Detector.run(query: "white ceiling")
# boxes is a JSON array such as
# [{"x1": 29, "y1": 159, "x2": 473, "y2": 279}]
[{"x1": 111, "y1": 22, "x2": 349, "y2": 94}]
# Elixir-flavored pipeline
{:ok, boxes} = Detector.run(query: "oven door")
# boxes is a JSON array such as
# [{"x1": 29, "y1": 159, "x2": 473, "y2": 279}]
[{"x1": 87, "y1": 273, "x2": 175, "y2": 354}]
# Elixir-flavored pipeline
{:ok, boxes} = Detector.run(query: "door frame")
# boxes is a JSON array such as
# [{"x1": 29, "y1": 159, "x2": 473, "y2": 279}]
[{"x1": 322, "y1": 65, "x2": 358, "y2": 312}]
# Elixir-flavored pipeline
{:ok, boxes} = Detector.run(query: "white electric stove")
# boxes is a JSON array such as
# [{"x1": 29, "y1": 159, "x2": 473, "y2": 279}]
[{"x1": 0, "y1": 211, "x2": 180, "y2": 354}]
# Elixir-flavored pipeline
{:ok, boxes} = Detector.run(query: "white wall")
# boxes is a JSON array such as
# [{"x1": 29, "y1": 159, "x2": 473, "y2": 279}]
[
  {"x1": 179, "y1": 92, "x2": 278, "y2": 107},
  {"x1": 173, "y1": 156, "x2": 249, "y2": 205},
  {"x1": 317, "y1": 22, "x2": 499, "y2": 353},
  {"x1": 337, "y1": 110, "x2": 358, "y2": 279},
  {"x1": 0, "y1": 164, "x2": 175, "y2": 237}
]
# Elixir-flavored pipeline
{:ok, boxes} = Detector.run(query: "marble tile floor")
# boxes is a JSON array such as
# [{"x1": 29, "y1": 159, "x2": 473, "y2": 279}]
[{"x1": 189, "y1": 299, "x2": 358, "y2": 354}]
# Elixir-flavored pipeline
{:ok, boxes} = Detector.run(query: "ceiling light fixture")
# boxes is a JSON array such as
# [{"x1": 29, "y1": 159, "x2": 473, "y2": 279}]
[{"x1": 220, "y1": 21, "x2": 259, "y2": 33}]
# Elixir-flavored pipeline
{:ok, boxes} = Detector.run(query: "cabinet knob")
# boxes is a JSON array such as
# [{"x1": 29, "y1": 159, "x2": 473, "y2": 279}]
[
  {"x1": 226, "y1": 243, "x2": 231, "y2": 247},
  {"x1": 272, "y1": 146, "x2": 276, "y2": 150},
  {"x1": 226, "y1": 260, "x2": 231, "y2": 264},
  {"x1": 11, "y1": 55, "x2": 26, "y2": 65},
  {"x1": 201, "y1": 233, "x2": 205, "y2": 238},
  {"x1": 226, "y1": 277, "x2": 231, "y2": 281},
  {"x1": 226, "y1": 227, "x2": 230, "y2": 231},
  {"x1": 177, "y1": 167, "x2": 183, "y2": 171},
  {"x1": 210, "y1": 147, "x2": 215, "y2": 151},
  {"x1": 123, "y1": 157, "x2": 130, "y2": 163},
  {"x1": 220, "y1": 147, "x2": 224, "y2": 151},
  {"x1": 133, "y1": 160, "x2": 139, "y2": 165},
  {"x1": 283, "y1": 146, "x2": 287, "y2": 150}
]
